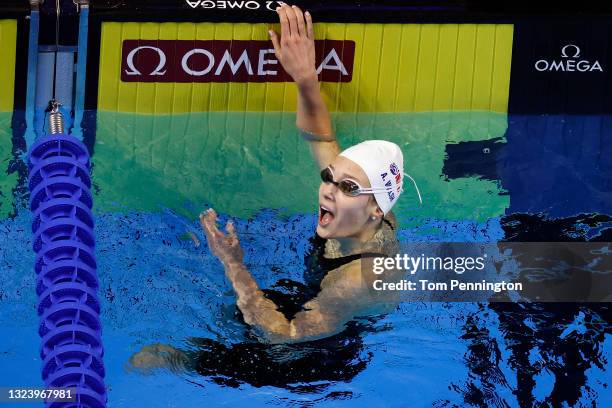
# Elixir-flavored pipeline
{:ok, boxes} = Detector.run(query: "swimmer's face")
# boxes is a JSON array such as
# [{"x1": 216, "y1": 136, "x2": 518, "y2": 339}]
[{"x1": 317, "y1": 156, "x2": 383, "y2": 240}]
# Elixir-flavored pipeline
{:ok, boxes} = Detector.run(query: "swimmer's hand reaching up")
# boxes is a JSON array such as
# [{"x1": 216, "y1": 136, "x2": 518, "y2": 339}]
[
  {"x1": 200, "y1": 208, "x2": 244, "y2": 268},
  {"x1": 271, "y1": 3, "x2": 338, "y2": 165},
  {"x1": 269, "y1": 4, "x2": 316, "y2": 87}
]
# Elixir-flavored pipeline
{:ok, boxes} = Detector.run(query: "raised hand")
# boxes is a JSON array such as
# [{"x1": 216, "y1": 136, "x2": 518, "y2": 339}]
[
  {"x1": 199, "y1": 208, "x2": 244, "y2": 267},
  {"x1": 269, "y1": 3, "x2": 317, "y2": 86}
]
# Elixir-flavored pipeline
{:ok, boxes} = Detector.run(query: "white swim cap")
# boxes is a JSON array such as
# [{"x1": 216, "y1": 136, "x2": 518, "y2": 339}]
[{"x1": 339, "y1": 140, "x2": 405, "y2": 215}]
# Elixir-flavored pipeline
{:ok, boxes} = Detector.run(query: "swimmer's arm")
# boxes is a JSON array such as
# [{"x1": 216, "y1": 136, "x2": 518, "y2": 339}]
[
  {"x1": 297, "y1": 79, "x2": 341, "y2": 170},
  {"x1": 199, "y1": 209, "x2": 304, "y2": 339},
  {"x1": 283, "y1": 261, "x2": 372, "y2": 342},
  {"x1": 227, "y1": 260, "x2": 368, "y2": 344},
  {"x1": 223, "y1": 261, "x2": 300, "y2": 340},
  {"x1": 270, "y1": 4, "x2": 340, "y2": 169}
]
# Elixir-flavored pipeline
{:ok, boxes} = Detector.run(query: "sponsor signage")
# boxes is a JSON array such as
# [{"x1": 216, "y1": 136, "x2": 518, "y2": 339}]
[
  {"x1": 508, "y1": 22, "x2": 612, "y2": 114},
  {"x1": 121, "y1": 39, "x2": 355, "y2": 83},
  {"x1": 185, "y1": 0, "x2": 284, "y2": 10},
  {"x1": 534, "y1": 44, "x2": 603, "y2": 73}
]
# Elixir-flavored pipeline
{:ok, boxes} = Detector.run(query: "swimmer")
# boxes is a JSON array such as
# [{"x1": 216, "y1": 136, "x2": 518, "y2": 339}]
[
  {"x1": 129, "y1": 3, "x2": 420, "y2": 374},
  {"x1": 198, "y1": 3, "x2": 417, "y2": 344}
]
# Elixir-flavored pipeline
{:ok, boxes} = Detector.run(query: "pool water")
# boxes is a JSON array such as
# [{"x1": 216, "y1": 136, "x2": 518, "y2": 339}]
[{"x1": 0, "y1": 110, "x2": 610, "y2": 407}]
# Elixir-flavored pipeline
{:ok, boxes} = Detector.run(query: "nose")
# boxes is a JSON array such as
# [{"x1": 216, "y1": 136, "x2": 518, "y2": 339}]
[{"x1": 321, "y1": 181, "x2": 337, "y2": 201}]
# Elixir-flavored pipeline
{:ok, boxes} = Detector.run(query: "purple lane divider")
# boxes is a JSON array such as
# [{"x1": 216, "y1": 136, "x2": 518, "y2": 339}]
[
  {"x1": 38, "y1": 281, "x2": 101, "y2": 315},
  {"x1": 39, "y1": 302, "x2": 101, "y2": 337},
  {"x1": 29, "y1": 134, "x2": 106, "y2": 407},
  {"x1": 32, "y1": 198, "x2": 94, "y2": 234},
  {"x1": 36, "y1": 260, "x2": 99, "y2": 296},
  {"x1": 43, "y1": 344, "x2": 105, "y2": 379},
  {"x1": 29, "y1": 176, "x2": 93, "y2": 212},
  {"x1": 32, "y1": 217, "x2": 95, "y2": 253},
  {"x1": 46, "y1": 367, "x2": 106, "y2": 408},
  {"x1": 35, "y1": 240, "x2": 97, "y2": 274},
  {"x1": 40, "y1": 324, "x2": 103, "y2": 360},
  {"x1": 47, "y1": 387, "x2": 106, "y2": 408},
  {"x1": 29, "y1": 155, "x2": 92, "y2": 191},
  {"x1": 29, "y1": 135, "x2": 90, "y2": 170}
]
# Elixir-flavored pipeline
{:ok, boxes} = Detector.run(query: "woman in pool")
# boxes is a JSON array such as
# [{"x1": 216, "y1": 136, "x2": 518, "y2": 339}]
[
  {"x1": 130, "y1": 3, "x2": 419, "y2": 379},
  {"x1": 199, "y1": 3, "x2": 411, "y2": 344}
]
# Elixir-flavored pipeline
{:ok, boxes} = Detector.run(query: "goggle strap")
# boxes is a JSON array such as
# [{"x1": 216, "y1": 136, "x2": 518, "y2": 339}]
[
  {"x1": 359, "y1": 174, "x2": 423, "y2": 205},
  {"x1": 404, "y1": 173, "x2": 423, "y2": 205},
  {"x1": 324, "y1": 166, "x2": 423, "y2": 205}
]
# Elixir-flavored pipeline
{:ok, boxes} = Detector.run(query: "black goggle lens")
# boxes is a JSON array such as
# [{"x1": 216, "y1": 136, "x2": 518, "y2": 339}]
[
  {"x1": 320, "y1": 167, "x2": 361, "y2": 196},
  {"x1": 320, "y1": 167, "x2": 334, "y2": 184}
]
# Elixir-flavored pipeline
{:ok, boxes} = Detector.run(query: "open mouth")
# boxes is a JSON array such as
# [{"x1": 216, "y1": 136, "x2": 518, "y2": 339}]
[{"x1": 318, "y1": 205, "x2": 335, "y2": 227}]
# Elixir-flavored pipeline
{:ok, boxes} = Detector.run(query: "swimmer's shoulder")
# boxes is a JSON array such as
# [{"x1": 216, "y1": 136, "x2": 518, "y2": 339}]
[
  {"x1": 319, "y1": 258, "x2": 367, "y2": 295},
  {"x1": 315, "y1": 258, "x2": 397, "y2": 315},
  {"x1": 318, "y1": 258, "x2": 386, "y2": 297}
]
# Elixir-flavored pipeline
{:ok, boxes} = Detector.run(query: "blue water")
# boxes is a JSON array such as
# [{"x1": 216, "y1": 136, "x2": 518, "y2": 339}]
[
  {"x1": 1, "y1": 112, "x2": 611, "y2": 407},
  {"x1": 1, "y1": 207, "x2": 611, "y2": 407}
]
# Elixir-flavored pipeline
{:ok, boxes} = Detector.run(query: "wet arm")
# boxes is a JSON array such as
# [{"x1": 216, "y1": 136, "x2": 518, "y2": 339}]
[
  {"x1": 225, "y1": 260, "x2": 366, "y2": 343},
  {"x1": 296, "y1": 77, "x2": 340, "y2": 170},
  {"x1": 223, "y1": 261, "x2": 293, "y2": 339},
  {"x1": 270, "y1": 4, "x2": 340, "y2": 169}
]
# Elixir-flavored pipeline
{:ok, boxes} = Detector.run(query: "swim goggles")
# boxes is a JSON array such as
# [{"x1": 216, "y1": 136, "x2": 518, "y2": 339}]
[
  {"x1": 320, "y1": 166, "x2": 399, "y2": 197},
  {"x1": 320, "y1": 166, "x2": 423, "y2": 204}
]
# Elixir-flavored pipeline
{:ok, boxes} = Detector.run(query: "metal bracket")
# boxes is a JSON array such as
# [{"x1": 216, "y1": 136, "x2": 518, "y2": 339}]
[{"x1": 29, "y1": 0, "x2": 44, "y2": 10}]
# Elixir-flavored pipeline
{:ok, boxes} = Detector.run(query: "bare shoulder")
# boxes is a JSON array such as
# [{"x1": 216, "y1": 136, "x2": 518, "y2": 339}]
[
  {"x1": 319, "y1": 258, "x2": 369, "y2": 297},
  {"x1": 313, "y1": 257, "x2": 398, "y2": 317},
  {"x1": 318, "y1": 258, "x2": 393, "y2": 297}
]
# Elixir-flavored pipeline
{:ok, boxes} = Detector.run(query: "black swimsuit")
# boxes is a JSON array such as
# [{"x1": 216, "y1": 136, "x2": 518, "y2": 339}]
[
  {"x1": 188, "y1": 233, "x2": 387, "y2": 389},
  {"x1": 261, "y1": 233, "x2": 366, "y2": 320}
]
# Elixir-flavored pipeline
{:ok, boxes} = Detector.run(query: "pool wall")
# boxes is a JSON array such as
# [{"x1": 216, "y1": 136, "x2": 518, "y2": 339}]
[
  {"x1": 0, "y1": 7, "x2": 608, "y2": 259},
  {"x1": 2, "y1": 2, "x2": 611, "y2": 222},
  {"x1": 86, "y1": 4, "x2": 611, "y2": 225},
  {"x1": 87, "y1": 4, "x2": 515, "y2": 224},
  {"x1": 0, "y1": 19, "x2": 18, "y2": 219}
]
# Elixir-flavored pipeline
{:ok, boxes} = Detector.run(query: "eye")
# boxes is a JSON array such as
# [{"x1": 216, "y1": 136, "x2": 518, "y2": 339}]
[{"x1": 339, "y1": 180, "x2": 360, "y2": 196}]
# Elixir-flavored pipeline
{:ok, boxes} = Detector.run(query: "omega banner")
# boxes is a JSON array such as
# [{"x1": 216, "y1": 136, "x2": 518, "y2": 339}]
[
  {"x1": 508, "y1": 22, "x2": 612, "y2": 114},
  {"x1": 120, "y1": 39, "x2": 355, "y2": 83},
  {"x1": 99, "y1": 21, "x2": 514, "y2": 113}
]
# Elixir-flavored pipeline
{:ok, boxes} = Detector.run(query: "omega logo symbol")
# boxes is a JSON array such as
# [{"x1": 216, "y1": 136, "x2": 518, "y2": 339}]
[
  {"x1": 560, "y1": 44, "x2": 580, "y2": 58},
  {"x1": 125, "y1": 46, "x2": 167, "y2": 76}
]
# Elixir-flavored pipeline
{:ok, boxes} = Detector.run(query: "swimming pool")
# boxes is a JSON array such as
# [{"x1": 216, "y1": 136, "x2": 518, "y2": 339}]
[
  {"x1": 2, "y1": 1, "x2": 612, "y2": 405},
  {"x1": 1, "y1": 108, "x2": 610, "y2": 407}
]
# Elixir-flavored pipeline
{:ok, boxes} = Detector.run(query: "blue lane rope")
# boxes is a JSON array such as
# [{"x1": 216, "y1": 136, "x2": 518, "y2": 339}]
[{"x1": 28, "y1": 128, "x2": 107, "y2": 407}]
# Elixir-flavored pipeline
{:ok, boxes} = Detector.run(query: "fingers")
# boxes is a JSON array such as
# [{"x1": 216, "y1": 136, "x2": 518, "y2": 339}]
[
  {"x1": 284, "y1": 4, "x2": 299, "y2": 38},
  {"x1": 225, "y1": 220, "x2": 242, "y2": 249},
  {"x1": 292, "y1": 5, "x2": 306, "y2": 37},
  {"x1": 305, "y1": 10, "x2": 314, "y2": 40},
  {"x1": 199, "y1": 209, "x2": 213, "y2": 230},
  {"x1": 199, "y1": 208, "x2": 217, "y2": 225},
  {"x1": 275, "y1": 4, "x2": 312, "y2": 41},
  {"x1": 277, "y1": 5, "x2": 290, "y2": 39},
  {"x1": 199, "y1": 208, "x2": 223, "y2": 241},
  {"x1": 226, "y1": 220, "x2": 237, "y2": 238},
  {"x1": 269, "y1": 29, "x2": 281, "y2": 56}
]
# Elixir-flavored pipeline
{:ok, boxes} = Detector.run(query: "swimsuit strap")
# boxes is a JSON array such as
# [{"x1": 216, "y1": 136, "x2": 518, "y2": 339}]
[{"x1": 382, "y1": 216, "x2": 394, "y2": 230}]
